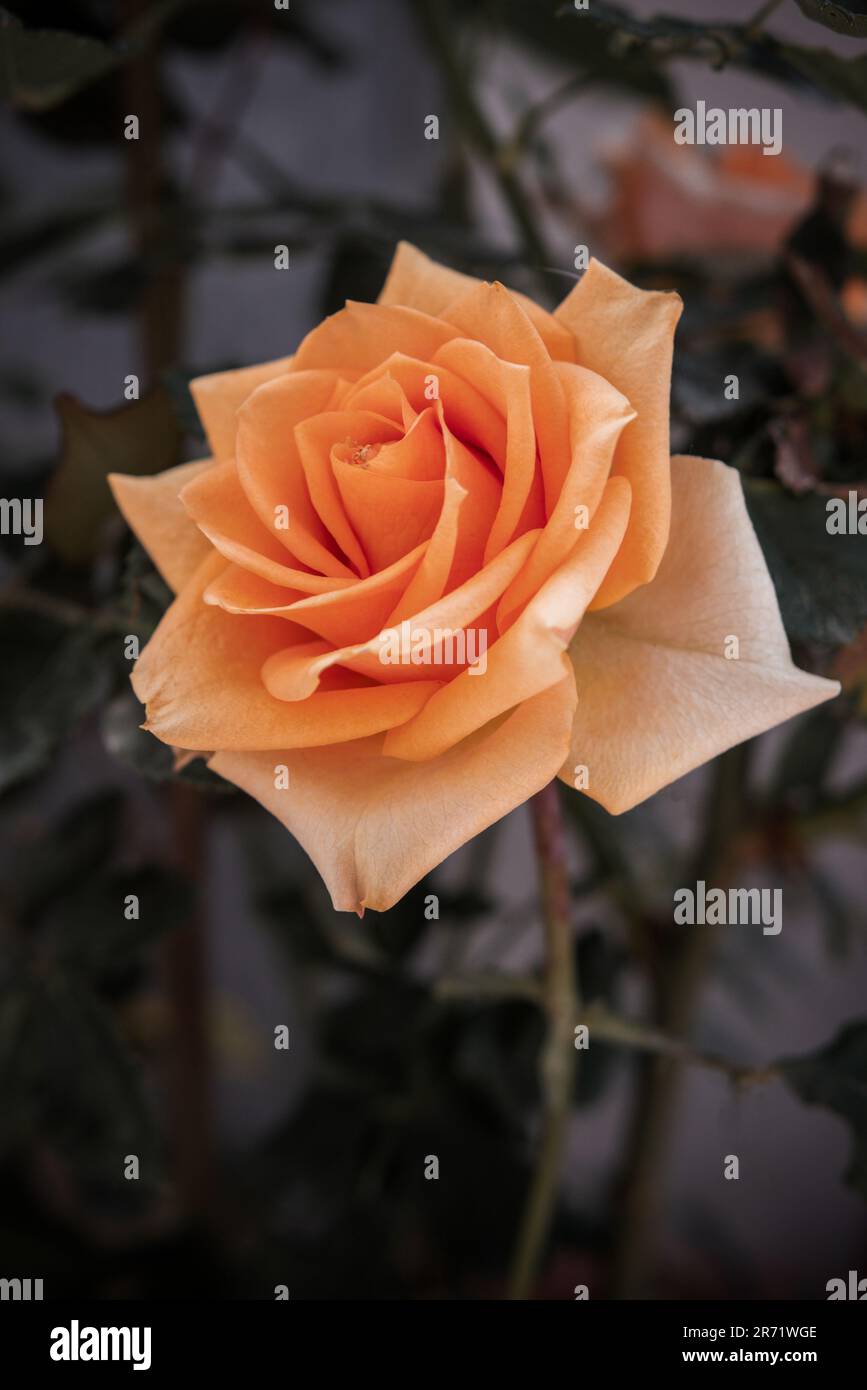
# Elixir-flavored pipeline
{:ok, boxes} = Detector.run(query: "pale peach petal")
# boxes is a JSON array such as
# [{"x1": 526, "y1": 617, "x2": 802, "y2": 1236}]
[
  {"x1": 559, "y1": 456, "x2": 840, "y2": 812},
  {"x1": 109, "y1": 459, "x2": 214, "y2": 593},
  {"x1": 385, "y1": 478, "x2": 630, "y2": 760},
  {"x1": 497, "y1": 361, "x2": 635, "y2": 631},
  {"x1": 555, "y1": 259, "x2": 682, "y2": 607},
  {"x1": 190, "y1": 356, "x2": 294, "y2": 462},
  {"x1": 442, "y1": 280, "x2": 571, "y2": 508},
  {"x1": 209, "y1": 674, "x2": 576, "y2": 913},
  {"x1": 235, "y1": 374, "x2": 358, "y2": 579},
  {"x1": 379, "y1": 241, "x2": 577, "y2": 362},
  {"x1": 132, "y1": 554, "x2": 440, "y2": 751},
  {"x1": 292, "y1": 301, "x2": 458, "y2": 375}
]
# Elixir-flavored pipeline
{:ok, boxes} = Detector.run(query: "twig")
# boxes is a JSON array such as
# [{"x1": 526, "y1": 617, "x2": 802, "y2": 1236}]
[
  {"x1": 507, "y1": 782, "x2": 578, "y2": 1300},
  {"x1": 745, "y1": 0, "x2": 787, "y2": 37},
  {"x1": 584, "y1": 1004, "x2": 776, "y2": 1087},
  {"x1": 412, "y1": 0, "x2": 553, "y2": 272}
]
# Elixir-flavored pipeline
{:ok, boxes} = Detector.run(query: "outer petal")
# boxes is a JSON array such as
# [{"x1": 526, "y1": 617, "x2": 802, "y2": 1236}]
[
  {"x1": 132, "y1": 553, "x2": 440, "y2": 750},
  {"x1": 559, "y1": 456, "x2": 840, "y2": 813},
  {"x1": 379, "y1": 241, "x2": 577, "y2": 362},
  {"x1": 190, "y1": 356, "x2": 294, "y2": 461},
  {"x1": 555, "y1": 259, "x2": 682, "y2": 607},
  {"x1": 210, "y1": 673, "x2": 576, "y2": 913},
  {"x1": 109, "y1": 459, "x2": 215, "y2": 593}
]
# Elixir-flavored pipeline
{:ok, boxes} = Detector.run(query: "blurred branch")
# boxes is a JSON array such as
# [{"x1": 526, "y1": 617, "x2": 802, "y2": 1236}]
[
  {"x1": 507, "y1": 781, "x2": 578, "y2": 1300},
  {"x1": 412, "y1": 0, "x2": 553, "y2": 272},
  {"x1": 609, "y1": 743, "x2": 751, "y2": 1298},
  {"x1": 584, "y1": 1004, "x2": 776, "y2": 1086},
  {"x1": 746, "y1": 0, "x2": 787, "y2": 34},
  {"x1": 498, "y1": 74, "x2": 593, "y2": 175}
]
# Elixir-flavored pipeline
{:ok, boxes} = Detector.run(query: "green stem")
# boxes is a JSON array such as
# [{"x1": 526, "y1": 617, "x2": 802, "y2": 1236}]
[{"x1": 507, "y1": 782, "x2": 578, "y2": 1300}]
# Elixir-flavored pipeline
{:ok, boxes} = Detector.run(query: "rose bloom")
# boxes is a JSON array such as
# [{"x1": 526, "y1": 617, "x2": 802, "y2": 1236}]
[{"x1": 110, "y1": 242, "x2": 837, "y2": 913}]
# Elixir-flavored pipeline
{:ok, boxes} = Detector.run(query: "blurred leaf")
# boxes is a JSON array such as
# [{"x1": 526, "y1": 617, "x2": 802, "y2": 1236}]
[
  {"x1": 673, "y1": 346, "x2": 775, "y2": 428},
  {"x1": 45, "y1": 388, "x2": 182, "y2": 565},
  {"x1": 449, "y1": 999, "x2": 543, "y2": 1130},
  {"x1": 744, "y1": 478, "x2": 867, "y2": 645},
  {"x1": 56, "y1": 865, "x2": 193, "y2": 981},
  {"x1": 795, "y1": 0, "x2": 867, "y2": 38},
  {"x1": 769, "y1": 703, "x2": 845, "y2": 807},
  {"x1": 0, "y1": 7, "x2": 116, "y2": 111},
  {"x1": 7, "y1": 972, "x2": 162, "y2": 1191},
  {"x1": 11, "y1": 792, "x2": 123, "y2": 921},
  {"x1": 0, "y1": 609, "x2": 109, "y2": 793},
  {"x1": 780, "y1": 1021, "x2": 867, "y2": 1200}
]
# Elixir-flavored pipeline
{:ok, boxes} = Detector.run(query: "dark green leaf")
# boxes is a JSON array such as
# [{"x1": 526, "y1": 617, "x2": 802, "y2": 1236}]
[
  {"x1": 744, "y1": 478, "x2": 867, "y2": 646},
  {"x1": 795, "y1": 0, "x2": 867, "y2": 38},
  {"x1": 55, "y1": 865, "x2": 193, "y2": 980},
  {"x1": 0, "y1": 8, "x2": 116, "y2": 111},
  {"x1": 0, "y1": 609, "x2": 110, "y2": 794},
  {"x1": 780, "y1": 1021, "x2": 867, "y2": 1200},
  {"x1": 46, "y1": 388, "x2": 182, "y2": 565}
]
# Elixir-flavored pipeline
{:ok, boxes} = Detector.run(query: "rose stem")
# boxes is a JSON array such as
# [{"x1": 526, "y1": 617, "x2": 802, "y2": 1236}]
[
  {"x1": 608, "y1": 742, "x2": 750, "y2": 1298},
  {"x1": 507, "y1": 780, "x2": 579, "y2": 1300}
]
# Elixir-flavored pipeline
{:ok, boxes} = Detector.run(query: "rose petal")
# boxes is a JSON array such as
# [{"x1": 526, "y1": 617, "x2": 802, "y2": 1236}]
[
  {"x1": 442, "y1": 280, "x2": 572, "y2": 509},
  {"x1": 190, "y1": 356, "x2": 294, "y2": 461},
  {"x1": 132, "y1": 554, "x2": 440, "y2": 750},
  {"x1": 236, "y1": 374, "x2": 360, "y2": 578},
  {"x1": 559, "y1": 456, "x2": 840, "y2": 812},
  {"x1": 380, "y1": 241, "x2": 577, "y2": 362},
  {"x1": 181, "y1": 459, "x2": 350, "y2": 587},
  {"x1": 292, "y1": 300, "x2": 458, "y2": 375},
  {"x1": 109, "y1": 458, "x2": 214, "y2": 592},
  {"x1": 555, "y1": 259, "x2": 682, "y2": 607},
  {"x1": 497, "y1": 361, "x2": 635, "y2": 630},
  {"x1": 434, "y1": 339, "x2": 541, "y2": 562},
  {"x1": 209, "y1": 674, "x2": 576, "y2": 913},
  {"x1": 384, "y1": 477, "x2": 630, "y2": 760}
]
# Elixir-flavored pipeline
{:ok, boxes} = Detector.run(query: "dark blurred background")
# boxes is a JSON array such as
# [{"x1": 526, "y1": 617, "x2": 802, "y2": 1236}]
[{"x1": 1, "y1": 0, "x2": 867, "y2": 1300}]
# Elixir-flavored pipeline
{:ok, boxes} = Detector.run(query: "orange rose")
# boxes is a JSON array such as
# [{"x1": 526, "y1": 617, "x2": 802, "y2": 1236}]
[{"x1": 109, "y1": 242, "x2": 838, "y2": 913}]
